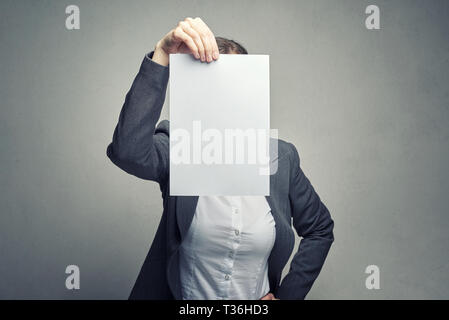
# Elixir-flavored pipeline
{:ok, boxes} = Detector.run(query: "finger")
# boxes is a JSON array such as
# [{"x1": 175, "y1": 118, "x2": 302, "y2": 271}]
[
  {"x1": 260, "y1": 293, "x2": 273, "y2": 300},
  {"x1": 187, "y1": 17, "x2": 214, "y2": 62},
  {"x1": 211, "y1": 34, "x2": 219, "y2": 59},
  {"x1": 173, "y1": 26, "x2": 200, "y2": 59},
  {"x1": 193, "y1": 18, "x2": 219, "y2": 60},
  {"x1": 179, "y1": 21, "x2": 206, "y2": 61}
]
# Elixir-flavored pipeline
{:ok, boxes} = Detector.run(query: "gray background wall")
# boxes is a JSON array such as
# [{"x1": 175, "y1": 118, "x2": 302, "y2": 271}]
[{"x1": 1, "y1": 0, "x2": 448, "y2": 299}]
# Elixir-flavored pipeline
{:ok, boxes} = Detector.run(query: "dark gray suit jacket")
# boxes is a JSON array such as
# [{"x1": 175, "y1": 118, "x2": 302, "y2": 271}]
[{"x1": 106, "y1": 52, "x2": 334, "y2": 300}]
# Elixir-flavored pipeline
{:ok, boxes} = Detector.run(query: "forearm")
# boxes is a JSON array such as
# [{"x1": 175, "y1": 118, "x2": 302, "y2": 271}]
[
  {"x1": 277, "y1": 221, "x2": 334, "y2": 299},
  {"x1": 107, "y1": 51, "x2": 169, "y2": 165},
  {"x1": 107, "y1": 16, "x2": 219, "y2": 180}
]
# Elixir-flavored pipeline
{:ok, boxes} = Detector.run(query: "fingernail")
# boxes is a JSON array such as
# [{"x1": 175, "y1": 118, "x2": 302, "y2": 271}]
[
  {"x1": 201, "y1": 54, "x2": 205, "y2": 61},
  {"x1": 213, "y1": 51, "x2": 218, "y2": 60},
  {"x1": 207, "y1": 54, "x2": 212, "y2": 62},
  {"x1": 195, "y1": 53, "x2": 200, "y2": 59}
]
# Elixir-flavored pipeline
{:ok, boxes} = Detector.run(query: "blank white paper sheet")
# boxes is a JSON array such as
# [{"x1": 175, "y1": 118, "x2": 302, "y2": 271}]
[{"x1": 169, "y1": 53, "x2": 270, "y2": 196}]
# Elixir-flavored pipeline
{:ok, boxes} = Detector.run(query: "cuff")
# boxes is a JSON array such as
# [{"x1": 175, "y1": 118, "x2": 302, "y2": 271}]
[
  {"x1": 138, "y1": 50, "x2": 169, "y2": 86},
  {"x1": 145, "y1": 50, "x2": 169, "y2": 67}
]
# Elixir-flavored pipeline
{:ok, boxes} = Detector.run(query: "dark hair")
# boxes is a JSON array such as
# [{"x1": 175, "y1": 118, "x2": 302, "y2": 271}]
[{"x1": 215, "y1": 37, "x2": 248, "y2": 54}]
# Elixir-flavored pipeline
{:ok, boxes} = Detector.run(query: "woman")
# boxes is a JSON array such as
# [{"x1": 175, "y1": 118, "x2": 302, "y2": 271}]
[{"x1": 106, "y1": 17, "x2": 334, "y2": 300}]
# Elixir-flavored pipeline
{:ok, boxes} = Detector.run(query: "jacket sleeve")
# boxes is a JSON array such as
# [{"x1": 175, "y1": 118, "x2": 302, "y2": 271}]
[
  {"x1": 276, "y1": 143, "x2": 334, "y2": 300},
  {"x1": 106, "y1": 51, "x2": 170, "y2": 184}
]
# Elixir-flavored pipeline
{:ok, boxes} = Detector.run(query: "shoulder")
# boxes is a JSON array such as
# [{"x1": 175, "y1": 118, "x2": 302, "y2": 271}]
[{"x1": 277, "y1": 139, "x2": 300, "y2": 166}]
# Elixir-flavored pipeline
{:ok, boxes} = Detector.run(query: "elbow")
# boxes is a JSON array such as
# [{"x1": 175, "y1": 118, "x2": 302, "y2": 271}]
[
  {"x1": 106, "y1": 142, "x2": 133, "y2": 169},
  {"x1": 106, "y1": 142, "x2": 140, "y2": 166},
  {"x1": 106, "y1": 142, "x2": 162, "y2": 182},
  {"x1": 106, "y1": 142, "x2": 142, "y2": 177},
  {"x1": 324, "y1": 216, "x2": 335, "y2": 243},
  {"x1": 317, "y1": 205, "x2": 334, "y2": 243},
  {"x1": 106, "y1": 143, "x2": 120, "y2": 163},
  {"x1": 307, "y1": 206, "x2": 335, "y2": 244}
]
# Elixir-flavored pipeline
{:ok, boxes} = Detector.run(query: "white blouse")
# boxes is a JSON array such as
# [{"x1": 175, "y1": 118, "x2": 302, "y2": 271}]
[{"x1": 179, "y1": 196, "x2": 276, "y2": 300}]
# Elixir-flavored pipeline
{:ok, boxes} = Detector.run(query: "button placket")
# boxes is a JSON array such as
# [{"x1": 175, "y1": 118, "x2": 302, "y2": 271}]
[
  {"x1": 220, "y1": 198, "x2": 241, "y2": 299},
  {"x1": 231, "y1": 198, "x2": 242, "y2": 241}
]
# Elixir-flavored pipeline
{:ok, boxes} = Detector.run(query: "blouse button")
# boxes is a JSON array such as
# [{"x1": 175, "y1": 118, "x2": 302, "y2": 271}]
[
  {"x1": 234, "y1": 229, "x2": 240, "y2": 236},
  {"x1": 225, "y1": 274, "x2": 231, "y2": 280}
]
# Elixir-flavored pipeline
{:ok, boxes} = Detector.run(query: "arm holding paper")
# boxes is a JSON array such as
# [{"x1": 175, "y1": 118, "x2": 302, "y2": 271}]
[
  {"x1": 107, "y1": 17, "x2": 219, "y2": 183},
  {"x1": 106, "y1": 51, "x2": 170, "y2": 184}
]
